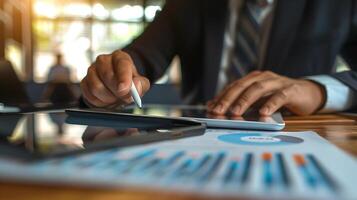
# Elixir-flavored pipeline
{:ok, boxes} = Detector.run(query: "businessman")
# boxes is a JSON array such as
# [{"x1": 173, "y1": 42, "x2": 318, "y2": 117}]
[{"x1": 80, "y1": 0, "x2": 357, "y2": 116}]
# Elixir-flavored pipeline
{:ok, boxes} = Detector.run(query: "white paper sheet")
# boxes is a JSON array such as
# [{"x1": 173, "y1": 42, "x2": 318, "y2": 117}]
[{"x1": 0, "y1": 130, "x2": 356, "y2": 199}]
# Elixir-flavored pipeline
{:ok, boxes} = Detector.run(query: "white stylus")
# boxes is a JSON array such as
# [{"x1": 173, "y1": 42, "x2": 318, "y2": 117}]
[{"x1": 130, "y1": 81, "x2": 142, "y2": 109}]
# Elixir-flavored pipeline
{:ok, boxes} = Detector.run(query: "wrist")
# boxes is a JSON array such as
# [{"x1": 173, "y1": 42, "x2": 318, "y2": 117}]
[{"x1": 304, "y1": 79, "x2": 327, "y2": 113}]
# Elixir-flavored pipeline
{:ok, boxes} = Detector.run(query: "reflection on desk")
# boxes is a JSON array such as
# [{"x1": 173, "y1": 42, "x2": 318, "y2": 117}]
[{"x1": 0, "y1": 111, "x2": 205, "y2": 158}]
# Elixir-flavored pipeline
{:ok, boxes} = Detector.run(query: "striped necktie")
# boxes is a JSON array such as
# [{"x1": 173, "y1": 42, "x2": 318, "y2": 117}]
[{"x1": 226, "y1": 0, "x2": 270, "y2": 82}]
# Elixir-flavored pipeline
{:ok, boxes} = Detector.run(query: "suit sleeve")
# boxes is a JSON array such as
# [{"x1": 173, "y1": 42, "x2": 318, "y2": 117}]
[
  {"x1": 334, "y1": 0, "x2": 357, "y2": 93},
  {"x1": 122, "y1": 0, "x2": 186, "y2": 83}
]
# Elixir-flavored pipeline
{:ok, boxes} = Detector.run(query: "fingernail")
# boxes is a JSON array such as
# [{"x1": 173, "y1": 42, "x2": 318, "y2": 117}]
[
  {"x1": 118, "y1": 83, "x2": 126, "y2": 92},
  {"x1": 260, "y1": 107, "x2": 269, "y2": 115},
  {"x1": 231, "y1": 105, "x2": 241, "y2": 114}
]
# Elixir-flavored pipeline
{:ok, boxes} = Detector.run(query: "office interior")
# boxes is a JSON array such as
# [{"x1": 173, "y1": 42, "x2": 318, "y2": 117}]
[{"x1": 0, "y1": 0, "x2": 183, "y2": 106}]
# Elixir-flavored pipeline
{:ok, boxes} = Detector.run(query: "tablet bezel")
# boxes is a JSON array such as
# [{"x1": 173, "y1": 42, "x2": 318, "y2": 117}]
[
  {"x1": 112, "y1": 104, "x2": 284, "y2": 131},
  {"x1": 68, "y1": 105, "x2": 285, "y2": 131}
]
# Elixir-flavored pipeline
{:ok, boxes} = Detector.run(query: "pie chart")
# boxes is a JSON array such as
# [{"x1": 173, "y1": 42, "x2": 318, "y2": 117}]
[{"x1": 217, "y1": 133, "x2": 304, "y2": 146}]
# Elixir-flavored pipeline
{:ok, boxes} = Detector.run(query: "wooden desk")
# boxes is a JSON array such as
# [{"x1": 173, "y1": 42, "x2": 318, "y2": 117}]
[{"x1": 1, "y1": 114, "x2": 356, "y2": 200}]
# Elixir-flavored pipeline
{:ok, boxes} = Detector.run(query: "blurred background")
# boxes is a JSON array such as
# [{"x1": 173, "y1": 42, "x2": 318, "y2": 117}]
[
  {"x1": 0, "y1": 0, "x2": 175, "y2": 82},
  {"x1": 0, "y1": 0, "x2": 183, "y2": 105}
]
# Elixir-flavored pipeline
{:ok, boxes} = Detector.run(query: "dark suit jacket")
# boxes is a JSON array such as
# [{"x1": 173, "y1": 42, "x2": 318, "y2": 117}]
[{"x1": 123, "y1": 0, "x2": 357, "y2": 104}]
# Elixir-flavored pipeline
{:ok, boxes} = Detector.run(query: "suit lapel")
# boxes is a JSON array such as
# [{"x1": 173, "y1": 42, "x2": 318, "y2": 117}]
[
  {"x1": 202, "y1": 0, "x2": 228, "y2": 101},
  {"x1": 263, "y1": 0, "x2": 306, "y2": 72}
]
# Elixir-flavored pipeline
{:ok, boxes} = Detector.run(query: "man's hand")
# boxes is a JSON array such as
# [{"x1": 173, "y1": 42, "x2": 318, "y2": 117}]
[
  {"x1": 80, "y1": 50, "x2": 150, "y2": 108},
  {"x1": 207, "y1": 71, "x2": 326, "y2": 116}
]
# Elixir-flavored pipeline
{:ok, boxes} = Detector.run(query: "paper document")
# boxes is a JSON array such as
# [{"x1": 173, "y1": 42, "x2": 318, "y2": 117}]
[{"x1": 0, "y1": 130, "x2": 357, "y2": 199}]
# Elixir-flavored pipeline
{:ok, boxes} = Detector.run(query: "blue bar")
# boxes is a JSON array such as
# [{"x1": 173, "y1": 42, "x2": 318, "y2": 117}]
[
  {"x1": 298, "y1": 163, "x2": 317, "y2": 188},
  {"x1": 170, "y1": 158, "x2": 193, "y2": 178},
  {"x1": 153, "y1": 151, "x2": 185, "y2": 176},
  {"x1": 188, "y1": 154, "x2": 212, "y2": 177},
  {"x1": 223, "y1": 160, "x2": 239, "y2": 184},
  {"x1": 135, "y1": 158, "x2": 161, "y2": 174},
  {"x1": 198, "y1": 152, "x2": 226, "y2": 182},
  {"x1": 276, "y1": 153, "x2": 290, "y2": 187},
  {"x1": 306, "y1": 154, "x2": 339, "y2": 191},
  {"x1": 241, "y1": 153, "x2": 253, "y2": 184},
  {"x1": 131, "y1": 149, "x2": 156, "y2": 161},
  {"x1": 263, "y1": 160, "x2": 273, "y2": 186}
]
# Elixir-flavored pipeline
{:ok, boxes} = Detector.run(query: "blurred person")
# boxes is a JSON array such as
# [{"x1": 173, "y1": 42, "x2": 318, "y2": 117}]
[
  {"x1": 42, "y1": 53, "x2": 77, "y2": 104},
  {"x1": 47, "y1": 53, "x2": 72, "y2": 83},
  {"x1": 80, "y1": 0, "x2": 357, "y2": 116}
]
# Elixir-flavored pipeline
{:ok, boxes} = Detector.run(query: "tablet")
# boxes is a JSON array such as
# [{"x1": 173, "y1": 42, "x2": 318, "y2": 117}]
[
  {"x1": 116, "y1": 104, "x2": 285, "y2": 130},
  {"x1": 0, "y1": 111, "x2": 205, "y2": 160}
]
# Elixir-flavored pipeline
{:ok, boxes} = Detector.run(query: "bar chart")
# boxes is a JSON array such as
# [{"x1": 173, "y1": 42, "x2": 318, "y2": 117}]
[
  {"x1": 3, "y1": 130, "x2": 356, "y2": 199},
  {"x1": 39, "y1": 148, "x2": 339, "y2": 197}
]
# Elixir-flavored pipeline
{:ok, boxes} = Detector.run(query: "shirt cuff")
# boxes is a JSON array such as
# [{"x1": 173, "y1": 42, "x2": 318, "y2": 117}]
[{"x1": 305, "y1": 75, "x2": 357, "y2": 113}]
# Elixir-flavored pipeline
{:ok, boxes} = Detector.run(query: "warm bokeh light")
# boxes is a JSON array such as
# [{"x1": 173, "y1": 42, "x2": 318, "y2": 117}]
[
  {"x1": 92, "y1": 3, "x2": 109, "y2": 19},
  {"x1": 111, "y1": 5, "x2": 144, "y2": 21},
  {"x1": 34, "y1": 1, "x2": 58, "y2": 19},
  {"x1": 32, "y1": 0, "x2": 164, "y2": 82},
  {"x1": 145, "y1": 5, "x2": 161, "y2": 21},
  {"x1": 5, "y1": 41, "x2": 24, "y2": 80},
  {"x1": 62, "y1": 3, "x2": 92, "y2": 18}
]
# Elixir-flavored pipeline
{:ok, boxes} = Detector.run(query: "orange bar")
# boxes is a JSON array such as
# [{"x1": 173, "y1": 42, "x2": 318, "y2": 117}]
[
  {"x1": 262, "y1": 152, "x2": 272, "y2": 161},
  {"x1": 293, "y1": 154, "x2": 306, "y2": 166}
]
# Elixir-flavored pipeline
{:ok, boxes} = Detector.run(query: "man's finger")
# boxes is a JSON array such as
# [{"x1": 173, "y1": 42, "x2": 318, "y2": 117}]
[
  {"x1": 212, "y1": 70, "x2": 262, "y2": 103},
  {"x1": 80, "y1": 78, "x2": 109, "y2": 107},
  {"x1": 86, "y1": 66, "x2": 118, "y2": 104},
  {"x1": 120, "y1": 93, "x2": 134, "y2": 105},
  {"x1": 210, "y1": 71, "x2": 263, "y2": 114},
  {"x1": 94, "y1": 54, "x2": 118, "y2": 97},
  {"x1": 230, "y1": 78, "x2": 283, "y2": 115},
  {"x1": 112, "y1": 52, "x2": 134, "y2": 97},
  {"x1": 211, "y1": 71, "x2": 276, "y2": 114},
  {"x1": 259, "y1": 88, "x2": 291, "y2": 116}
]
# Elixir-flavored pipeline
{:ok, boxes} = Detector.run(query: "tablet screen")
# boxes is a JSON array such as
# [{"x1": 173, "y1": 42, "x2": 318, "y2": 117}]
[{"x1": 0, "y1": 111, "x2": 204, "y2": 158}]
